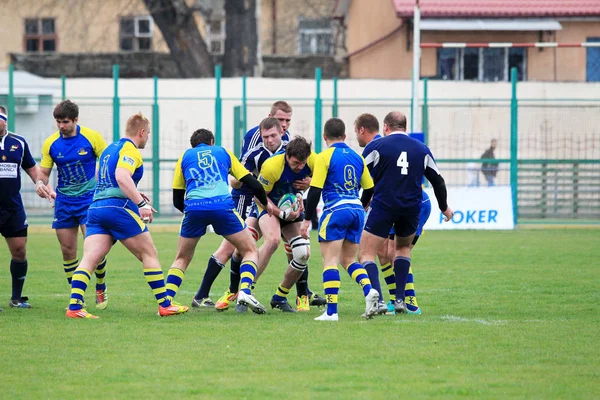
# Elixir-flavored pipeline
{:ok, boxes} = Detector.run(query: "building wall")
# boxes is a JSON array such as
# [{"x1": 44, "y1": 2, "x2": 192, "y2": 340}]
[
  {"x1": 259, "y1": 0, "x2": 336, "y2": 56},
  {"x1": 346, "y1": 0, "x2": 600, "y2": 81}
]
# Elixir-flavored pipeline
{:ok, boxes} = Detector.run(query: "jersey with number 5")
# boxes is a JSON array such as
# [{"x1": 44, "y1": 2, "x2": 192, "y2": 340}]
[{"x1": 362, "y1": 132, "x2": 440, "y2": 210}]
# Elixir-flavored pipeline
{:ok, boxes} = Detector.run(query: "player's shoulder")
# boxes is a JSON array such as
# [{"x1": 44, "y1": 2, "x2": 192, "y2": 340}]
[
  {"x1": 244, "y1": 125, "x2": 260, "y2": 138},
  {"x1": 79, "y1": 125, "x2": 103, "y2": 139},
  {"x1": 7, "y1": 132, "x2": 29, "y2": 146},
  {"x1": 43, "y1": 131, "x2": 61, "y2": 145},
  {"x1": 262, "y1": 152, "x2": 284, "y2": 168}
]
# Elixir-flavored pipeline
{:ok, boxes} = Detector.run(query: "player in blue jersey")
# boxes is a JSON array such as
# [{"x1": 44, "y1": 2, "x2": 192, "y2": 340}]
[
  {"x1": 360, "y1": 111, "x2": 453, "y2": 314},
  {"x1": 241, "y1": 101, "x2": 292, "y2": 156},
  {"x1": 34, "y1": 100, "x2": 110, "y2": 310},
  {"x1": 0, "y1": 105, "x2": 44, "y2": 310},
  {"x1": 256, "y1": 136, "x2": 315, "y2": 312},
  {"x1": 355, "y1": 113, "x2": 432, "y2": 314},
  {"x1": 300, "y1": 118, "x2": 379, "y2": 321},
  {"x1": 165, "y1": 128, "x2": 273, "y2": 314},
  {"x1": 65, "y1": 113, "x2": 188, "y2": 318},
  {"x1": 193, "y1": 117, "x2": 285, "y2": 310}
]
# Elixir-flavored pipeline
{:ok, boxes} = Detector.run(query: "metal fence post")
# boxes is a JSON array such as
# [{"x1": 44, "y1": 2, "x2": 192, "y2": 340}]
[
  {"x1": 8, "y1": 64, "x2": 15, "y2": 132},
  {"x1": 61, "y1": 75, "x2": 66, "y2": 101},
  {"x1": 233, "y1": 106, "x2": 242, "y2": 159},
  {"x1": 112, "y1": 64, "x2": 120, "y2": 142},
  {"x1": 314, "y1": 67, "x2": 322, "y2": 153},
  {"x1": 332, "y1": 76, "x2": 338, "y2": 118},
  {"x1": 510, "y1": 67, "x2": 519, "y2": 226},
  {"x1": 422, "y1": 77, "x2": 429, "y2": 144},
  {"x1": 215, "y1": 65, "x2": 222, "y2": 146},
  {"x1": 152, "y1": 76, "x2": 160, "y2": 213},
  {"x1": 242, "y1": 76, "x2": 247, "y2": 134}
]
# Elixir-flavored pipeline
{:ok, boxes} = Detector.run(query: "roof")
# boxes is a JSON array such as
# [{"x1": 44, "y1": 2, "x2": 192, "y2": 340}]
[{"x1": 392, "y1": 0, "x2": 600, "y2": 18}]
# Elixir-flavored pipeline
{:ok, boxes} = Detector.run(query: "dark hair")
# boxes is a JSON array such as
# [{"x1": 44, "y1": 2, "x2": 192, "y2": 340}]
[
  {"x1": 190, "y1": 129, "x2": 214, "y2": 147},
  {"x1": 324, "y1": 118, "x2": 345, "y2": 139},
  {"x1": 354, "y1": 113, "x2": 379, "y2": 133},
  {"x1": 286, "y1": 136, "x2": 312, "y2": 161},
  {"x1": 53, "y1": 100, "x2": 79, "y2": 121},
  {"x1": 259, "y1": 117, "x2": 282, "y2": 133},
  {"x1": 0, "y1": 105, "x2": 6, "y2": 114},
  {"x1": 270, "y1": 100, "x2": 292, "y2": 115},
  {"x1": 383, "y1": 111, "x2": 407, "y2": 131}
]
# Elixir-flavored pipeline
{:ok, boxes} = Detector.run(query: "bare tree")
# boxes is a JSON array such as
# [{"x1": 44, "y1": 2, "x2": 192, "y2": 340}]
[
  {"x1": 222, "y1": 0, "x2": 259, "y2": 77},
  {"x1": 143, "y1": 0, "x2": 214, "y2": 77}
]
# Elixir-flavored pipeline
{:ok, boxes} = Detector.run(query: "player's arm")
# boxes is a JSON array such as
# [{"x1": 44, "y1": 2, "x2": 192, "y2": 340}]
[
  {"x1": 423, "y1": 153, "x2": 453, "y2": 222},
  {"x1": 36, "y1": 136, "x2": 56, "y2": 199},
  {"x1": 230, "y1": 149, "x2": 255, "y2": 189},
  {"x1": 115, "y1": 147, "x2": 155, "y2": 222},
  {"x1": 172, "y1": 155, "x2": 186, "y2": 213},
  {"x1": 303, "y1": 152, "x2": 327, "y2": 222},
  {"x1": 359, "y1": 157, "x2": 375, "y2": 208},
  {"x1": 227, "y1": 150, "x2": 270, "y2": 210}
]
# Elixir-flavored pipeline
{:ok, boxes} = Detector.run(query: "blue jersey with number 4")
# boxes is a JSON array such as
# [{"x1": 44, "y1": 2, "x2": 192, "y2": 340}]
[{"x1": 362, "y1": 132, "x2": 440, "y2": 210}]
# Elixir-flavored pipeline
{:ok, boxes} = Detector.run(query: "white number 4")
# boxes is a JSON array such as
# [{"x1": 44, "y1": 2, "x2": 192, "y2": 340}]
[{"x1": 397, "y1": 151, "x2": 409, "y2": 175}]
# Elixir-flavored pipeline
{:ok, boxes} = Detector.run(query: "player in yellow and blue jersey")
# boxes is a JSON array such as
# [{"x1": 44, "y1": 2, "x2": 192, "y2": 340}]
[
  {"x1": 0, "y1": 105, "x2": 44, "y2": 310},
  {"x1": 255, "y1": 136, "x2": 315, "y2": 312},
  {"x1": 65, "y1": 113, "x2": 188, "y2": 318},
  {"x1": 300, "y1": 118, "x2": 379, "y2": 321},
  {"x1": 164, "y1": 128, "x2": 273, "y2": 314},
  {"x1": 359, "y1": 111, "x2": 453, "y2": 314},
  {"x1": 35, "y1": 100, "x2": 110, "y2": 309}
]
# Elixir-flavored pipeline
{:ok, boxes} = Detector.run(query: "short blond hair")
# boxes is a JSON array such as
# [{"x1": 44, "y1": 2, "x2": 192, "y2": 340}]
[
  {"x1": 125, "y1": 112, "x2": 150, "y2": 137},
  {"x1": 270, "y1": 101, "x2": 292, "y2": 115}
]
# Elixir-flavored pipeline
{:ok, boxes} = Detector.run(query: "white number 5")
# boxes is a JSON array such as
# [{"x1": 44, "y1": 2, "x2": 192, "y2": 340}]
[{"x1": 397, "y1": 151, "x2": 409, "y2": 175}]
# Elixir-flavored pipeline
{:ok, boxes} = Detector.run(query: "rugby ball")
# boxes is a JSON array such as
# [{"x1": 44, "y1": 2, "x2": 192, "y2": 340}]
[{"x1": 278, "y1": 193, "x2": 300, "y2": 213}]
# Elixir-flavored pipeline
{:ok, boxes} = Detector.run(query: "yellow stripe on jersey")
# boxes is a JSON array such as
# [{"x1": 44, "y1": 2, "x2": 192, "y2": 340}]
[
  {"x1": 79, "y1": 126, "x2": 108, "y2": 158},
  {"x1": 311, "y1": 147, "x2": 335, "y2": 189},
  {"x1": 319, "y1": 212, "x2": 332, "y2": 240},
  {"x1": 125, "y1": 208, "x2": 146, "y2": 231},
  {"x1": 360, "y1": 157, "x2": 374, "y2": 190},
  {"x1": 257, "y1": 153, "x2": 286, "y2": 192},
  {"x1": 172, "y1": 154, "x2": 185, "y2": 190},
  {"x1": 40, "y1": 132, "x2": 60, "y2": 169},
  {"x1": 232, "y1": 209, "x2": 245, "y2": 226},
  {"x1": 116, "y1": 141, "x2": 143, "y2": 173},
  {"x1": 226, "y1": 149, "x2": 250, "y2": 181}
]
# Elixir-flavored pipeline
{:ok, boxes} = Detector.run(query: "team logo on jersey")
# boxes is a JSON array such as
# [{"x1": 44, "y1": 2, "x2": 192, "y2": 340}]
[
  {"x1": 122, "y1": 156, "x2": 135, "y2": 166},
  {"x1": 78, "y1": 148, "x2": 88, "y2": 156},
  {"x1": 1, "y1": 155, "x2": 5, "y2": 161},
  {"x1": 259, "y1": 176, "x2": 270, "y2": 186},
  {"x1": 10, "y1": 145, "x2": 18, "y2": 151},
  {"x1": 57, "y1": 152, "x2": 64, "y2": 158}
]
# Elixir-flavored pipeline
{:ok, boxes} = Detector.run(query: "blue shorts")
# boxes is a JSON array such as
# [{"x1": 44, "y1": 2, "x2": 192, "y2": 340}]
[
  {"x1": 365, "y1": 205, "x2": 420, "y2": 239},
  {"x1": 0, "y1": 207, "x2": 28, "y2": 238},
  {"x1": 232, "y1": 194, "x2": 254, "y2": 220},
  {"x1": 86, "y1": 199, "x2": 148, "y2": 241},
  {"x1": 416, "y1": 199, "x2": 432, "y2": 237},
  {"x1": 318, "y1": 206, "x2": 365, "y2": 243},
  {"x1": 248, "y1": 203, "x2": 259, "y2": 219},
  {"x1": 52, "y1": 195, "x2": 93, "y2": 229},
  {"x1": 180, "y1": 209, "x2": 245, "y2": 238}
]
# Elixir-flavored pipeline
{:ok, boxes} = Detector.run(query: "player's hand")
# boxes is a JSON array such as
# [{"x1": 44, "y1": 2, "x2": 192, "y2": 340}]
[
  {"x1": 293, "y1": 177, "x2": 311, "y2": 191},
  {"x1": 441, "y1": 207, "x2": 454, "y2": 222},
  {"x1": 300, "y1": 219, "x2": 311, "y2": 239},
  {"x1": 296, "y1": 194, "x2": 305, "y2": 213},
  {"x1": 286, "y1": 209, "x2": 302, "y2": 221},
  {"x1": 139, "y1": 204, "x2": 155, "y2": 224},
  {"x1": 35, "y1": 181, "x2": 53, "y2": 200},
  {"x1": 266, "y1": 202, "x2": 276, "y2": 217},
  {"x1": 139, "y1": 192, "x2": 151, "y2": 203}
]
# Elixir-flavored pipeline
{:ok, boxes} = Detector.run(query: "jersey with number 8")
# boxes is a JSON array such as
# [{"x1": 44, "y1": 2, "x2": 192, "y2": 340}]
[{"x1": 363, "y1": 132, "x2": 441, "y2": 210}]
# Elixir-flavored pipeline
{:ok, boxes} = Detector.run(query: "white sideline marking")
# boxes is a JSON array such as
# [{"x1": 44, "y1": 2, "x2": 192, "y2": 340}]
[{"x1": 441, "y1": 315, "x2": 507, "y2": 325}]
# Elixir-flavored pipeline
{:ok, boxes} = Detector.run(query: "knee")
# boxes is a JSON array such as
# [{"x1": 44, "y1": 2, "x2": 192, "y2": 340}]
[
  {"x1": 11, "y1": 247, "x2": 27, "y2": 261},
  {"x1": 290, "y1": 236, "x2": 311, "y2": 266},
  {"x1": 262, "y1": 235, "x2": 280, "y2": 253}
]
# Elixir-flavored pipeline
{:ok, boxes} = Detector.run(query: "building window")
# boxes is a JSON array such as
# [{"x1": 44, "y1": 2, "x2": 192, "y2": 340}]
[
  {"x1": 437, "y1": 48, "x2": 526, "y2": 81},
  {"x1": 24, "y1": 18, "x2": 57, "y2": 52},
  {"x1": 298, "y1": 18, "x2": 333, "y2": 55},
  {"x1": 120, "y1": 16, "x2": 153, "y2": 52},
  {"x1": 205, "y1": 17, "x2": 225, "y2": 55}
]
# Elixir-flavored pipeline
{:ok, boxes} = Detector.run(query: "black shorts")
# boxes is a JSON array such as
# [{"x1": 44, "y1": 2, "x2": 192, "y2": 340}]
[
  {"x1": 232, "y1": 194, "x2": 254, "y2": 220},
  {"x1": 365, "y1": 205, "x2": 419, "y2": 239},
  {"x1": 0, "y1": 208, "x2": 28, "y2": 238}
]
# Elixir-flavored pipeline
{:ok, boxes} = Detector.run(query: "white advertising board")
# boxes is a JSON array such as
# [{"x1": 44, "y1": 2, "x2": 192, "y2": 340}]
[{"x1": 423, "y1": 186, "x2": 514, "y2": 230}]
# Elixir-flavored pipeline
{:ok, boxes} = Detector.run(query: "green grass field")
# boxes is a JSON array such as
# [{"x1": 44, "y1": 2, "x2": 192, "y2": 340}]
[{"x1": 1, "y1": 229, "x2": 599, "y2": 399}]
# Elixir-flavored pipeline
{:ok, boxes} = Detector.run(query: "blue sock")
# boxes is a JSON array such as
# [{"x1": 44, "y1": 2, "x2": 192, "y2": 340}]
[
  {"x1": 393, "y1": 257, "x2": 411, "y2": 302},
  {"x1": 196, "y1": 256, "x2": 224, "y2": 299},
  {"x1": 362, "y1": 261, "x2": 382, "y2": 300},
  {"x1": 10, "y1": 259, "x2": 27, "y2": 300}
]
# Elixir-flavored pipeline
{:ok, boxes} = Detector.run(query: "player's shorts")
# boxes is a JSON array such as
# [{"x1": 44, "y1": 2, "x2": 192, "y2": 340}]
[
  {"x1": 232, "y1": 194, "x2": 254, "y2": 220},
  {"x1": 365, "y1": 204, "x2": 420, "y2": 239},
  {"x1": 52, "y1": 194, "x2": 93, "y2": 229},
  {"x1": 257, "y1": 208, "x2": 303, "y2": 227},
  {"x1": 318, "y1": 206, "x2": 365, "y2": 243},
  {"x1": 86, "y1": 199, "x2": 148, "y2": 241},
  {"x1": 416, "y1": 198, "x2": 432, "y2": 237},
  {"x1": 0, "y1": 207, "x2": 28, "y2": 238},
  {"x1": 247, "y1": 203, "x2": 259, "y2": 219},
  {"x1": 180, "y1": 209, "x2": 246, "y2": 238}
]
